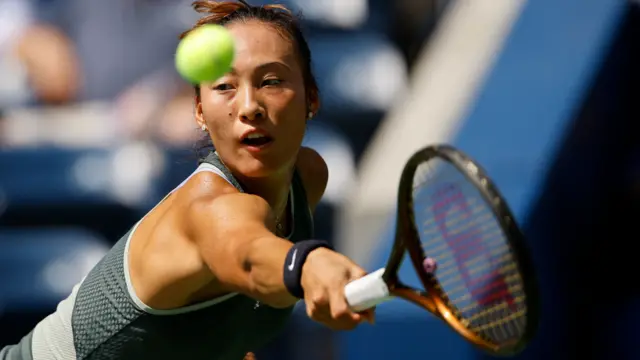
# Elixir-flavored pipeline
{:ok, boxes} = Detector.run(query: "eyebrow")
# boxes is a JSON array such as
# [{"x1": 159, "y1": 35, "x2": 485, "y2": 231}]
[{"x1": 229, "y1": 61, "x2": 292, "y2": 75}]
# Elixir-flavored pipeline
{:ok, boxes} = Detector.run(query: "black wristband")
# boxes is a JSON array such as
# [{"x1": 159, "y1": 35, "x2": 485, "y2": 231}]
[{"x1": 283, "y1": 240, "x2": 332, "y2": 299}]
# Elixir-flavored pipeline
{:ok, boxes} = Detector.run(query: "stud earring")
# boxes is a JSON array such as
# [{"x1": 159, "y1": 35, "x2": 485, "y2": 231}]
[
  {"x1": 307, "y1": 111, "x2": 314, "y2": 120},
  {"x1": 201, "y1": 125, "x2": 207, "y2": 131}
]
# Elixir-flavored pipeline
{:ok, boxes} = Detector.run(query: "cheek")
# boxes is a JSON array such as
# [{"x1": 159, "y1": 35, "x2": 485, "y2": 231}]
[
  {"x1": 279, "y1": 116, "x2": 307, "y2": 158},
  {"x1": 278, "y1": 102, "x2": 307, "y2": 144},
  {"x1": 273, "y1": 90, "x2": 307, "y2": 128},
  {"x1": 202, "y1": 97, "x2": 233, "y2": 140}
]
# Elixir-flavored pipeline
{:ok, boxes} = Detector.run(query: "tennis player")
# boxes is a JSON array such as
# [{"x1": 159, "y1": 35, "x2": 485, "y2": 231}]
[{"x1": 0, "y1": 1, "x2": 374, "y2": 359}]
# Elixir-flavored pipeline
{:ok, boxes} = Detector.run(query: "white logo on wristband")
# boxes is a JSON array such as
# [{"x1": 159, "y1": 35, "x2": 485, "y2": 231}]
[{"x1": 287, "y1": 249, "x2": 298, "y2": 271}]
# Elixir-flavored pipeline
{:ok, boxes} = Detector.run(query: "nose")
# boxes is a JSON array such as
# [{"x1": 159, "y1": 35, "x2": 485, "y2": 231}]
[{"x1": 237, "y1": 85, "x2": 264, "y2": 122}]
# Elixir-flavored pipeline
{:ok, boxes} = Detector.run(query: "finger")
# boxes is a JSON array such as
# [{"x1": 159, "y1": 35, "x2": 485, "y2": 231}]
[
  {"x1": 307, "y1": 291, "x2": 357, "y2": 331},
  {"x1": 306, "y1": 299, "x2": 331, "y2": 322},
  {"x1": 349, "y1": 266, "x2": 368, "y2": 280},
  {"x1": 308, "y1": 304, "x2": 351, "y2": 331},
  {"x1": 359, "y1": 308, "x2": 376, "y2": 325},
  {"x1": 329, "y1": 287, "x2": 361, "y2": 326},
  {"x1": 315, "y1": 294, "x2": 362, "y2": 331},
  {"x1": 346, "y1": 267, "x2": 377, "y2": 324}
]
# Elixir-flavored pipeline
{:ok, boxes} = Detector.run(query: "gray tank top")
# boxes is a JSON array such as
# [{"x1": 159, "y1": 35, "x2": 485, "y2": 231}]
[{"x1": 1, "y1": 152, "x2": 314, "y2": 360}]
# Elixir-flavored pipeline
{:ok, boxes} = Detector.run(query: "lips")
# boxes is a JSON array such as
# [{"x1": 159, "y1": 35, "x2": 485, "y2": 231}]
[{"x1": 240, "y1": 129, "x2": 274, "y2": 150}]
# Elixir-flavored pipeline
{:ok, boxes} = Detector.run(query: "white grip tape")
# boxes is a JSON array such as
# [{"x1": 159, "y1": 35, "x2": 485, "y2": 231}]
[{"x1": 344, "y1": 268, "x2": 393, "y2": 312}]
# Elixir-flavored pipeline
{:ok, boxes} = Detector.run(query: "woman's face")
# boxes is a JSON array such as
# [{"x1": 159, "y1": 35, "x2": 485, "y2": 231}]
[{"x1": 195, "y1": 20, "x2": 315, "y2": 179}]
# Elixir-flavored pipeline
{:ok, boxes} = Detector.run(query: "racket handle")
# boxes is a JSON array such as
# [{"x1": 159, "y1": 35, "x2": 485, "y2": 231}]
[{"x1": 344, "y1": 268, "x2": 393, "y2": 312}]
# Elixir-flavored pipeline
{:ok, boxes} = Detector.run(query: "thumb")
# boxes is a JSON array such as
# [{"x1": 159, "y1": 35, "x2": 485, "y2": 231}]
[{"x1": 348, "y1": 264, "x2": 368, "y2": 281}]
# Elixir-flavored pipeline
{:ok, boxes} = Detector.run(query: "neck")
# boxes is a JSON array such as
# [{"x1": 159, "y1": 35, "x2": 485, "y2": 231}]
[{"x1": 235, "y1": 167, "x2": 294, "y2": 217}]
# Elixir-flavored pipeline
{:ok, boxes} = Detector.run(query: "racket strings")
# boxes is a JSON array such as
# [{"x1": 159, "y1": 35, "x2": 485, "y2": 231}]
[{"x1": 412, "y1": 161, "x2": 527, "y2": 347}]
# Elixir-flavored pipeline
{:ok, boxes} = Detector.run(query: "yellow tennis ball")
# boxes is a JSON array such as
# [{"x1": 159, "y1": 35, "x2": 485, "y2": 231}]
[{"x1": 175, "y1": 24, "x2": 235, "y2": 84}]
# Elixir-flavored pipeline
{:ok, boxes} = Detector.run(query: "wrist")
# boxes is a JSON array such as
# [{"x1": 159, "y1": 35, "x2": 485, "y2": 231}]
[
  {"x1": 299, "y1": 247, "x2": 330, "y2": 291},
  {"x1": 282, "y1": 240, "x2": 332, "y2": 299}
]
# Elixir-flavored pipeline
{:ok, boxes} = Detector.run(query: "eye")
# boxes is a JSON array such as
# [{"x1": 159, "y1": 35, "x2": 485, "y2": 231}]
[
  {"x1": 262, "y1": 78, "x2": 283, "y2": 87},
  {"x1": 213, "y1": 83, "x2": 234, "y2": 91}
]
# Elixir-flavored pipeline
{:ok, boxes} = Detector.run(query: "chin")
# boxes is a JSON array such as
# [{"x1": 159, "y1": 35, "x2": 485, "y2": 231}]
[{"x1": 232, "y1": 151, "x2": 291, "y2": 179}]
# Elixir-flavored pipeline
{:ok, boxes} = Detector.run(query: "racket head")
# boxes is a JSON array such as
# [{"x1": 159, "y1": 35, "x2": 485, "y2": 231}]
[{"x1": 395, "y1": 145, "x2": 539, "y2": 356}]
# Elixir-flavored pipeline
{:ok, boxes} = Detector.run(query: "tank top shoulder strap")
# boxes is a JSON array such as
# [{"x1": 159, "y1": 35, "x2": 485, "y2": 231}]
[
  {"x1": 290, "y1": 168, "x2": 314, "y2": 239},
  {"x1": 200, "y1": 151, "x2": 244, "y2": 192},
  {"x1": 199, "y1": 151, "x2": 314, "y2": 239}
]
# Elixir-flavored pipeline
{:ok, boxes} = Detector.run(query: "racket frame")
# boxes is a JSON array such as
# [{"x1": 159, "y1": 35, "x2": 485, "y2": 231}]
[{"x1": 382, "y1": 145, "x2": 539, "y2": 356}]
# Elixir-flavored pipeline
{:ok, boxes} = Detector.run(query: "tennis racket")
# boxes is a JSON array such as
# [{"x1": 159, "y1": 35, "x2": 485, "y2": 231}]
[{"x1": 344, "y1": 144, "x2": 539, "y2": 356}]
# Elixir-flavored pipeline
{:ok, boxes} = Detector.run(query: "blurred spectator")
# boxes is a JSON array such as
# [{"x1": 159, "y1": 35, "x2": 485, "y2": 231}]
[
  {"x1": 112, "y1": 66, "x2": 198, "y2": 146},
  {"x1": 13, "y1": 24, "x2": 81, "y2": 104},
  {"x1": 1, "y1": 0, "x2": 201, "y2": 148},
  {"x1": 54, "y1": 0, "x2": 195, "y2": 102},
  {"x1": 155, "y1": 91, "x2": 200, "y2": 146},
  {"x1": 0, "y1": 0, "x2": 81, "y2": 108},
  {"x1": 32, "y1": 0, "x2": 202, "y2": 147}
]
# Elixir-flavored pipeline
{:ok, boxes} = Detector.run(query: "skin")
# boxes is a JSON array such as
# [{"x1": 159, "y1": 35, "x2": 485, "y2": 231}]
[
  {"x1": 127, "y1": 19, "x2": 374, "y2": 341},
  {"x1": 14, "y1": 24, "x2": 81, "y2": 104}
]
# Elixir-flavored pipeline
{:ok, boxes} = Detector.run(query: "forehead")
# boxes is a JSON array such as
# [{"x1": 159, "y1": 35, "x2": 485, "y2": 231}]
[{"x1": 226, "y1": 20, "x2": 298, "y2": 71}]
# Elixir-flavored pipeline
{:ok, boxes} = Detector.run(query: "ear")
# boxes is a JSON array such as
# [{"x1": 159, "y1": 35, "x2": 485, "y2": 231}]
[
  {"x1": 194, "y1": 95, "x2": 206, "y2": 129},
  {"x1": 307, "y1": 88, "x2": 320, "y2": 119}
]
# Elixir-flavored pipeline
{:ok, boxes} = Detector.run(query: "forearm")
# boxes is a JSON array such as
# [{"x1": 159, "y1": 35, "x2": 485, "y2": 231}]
[
  {"x1": 200, "y1": 227, "x2": 298, "y2": 308},
  {"x1": 242, "y1": 234, "x2": 298, "y2": 308}
]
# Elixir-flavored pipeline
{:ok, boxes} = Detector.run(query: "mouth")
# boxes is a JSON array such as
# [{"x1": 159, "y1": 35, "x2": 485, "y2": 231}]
[{"x1": 240, "y1": 131, "x2": 274, "y2": 149}]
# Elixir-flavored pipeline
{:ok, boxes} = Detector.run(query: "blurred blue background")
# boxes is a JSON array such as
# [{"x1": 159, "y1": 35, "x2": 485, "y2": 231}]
[{"x1": 1, "y1": 0, "x2": 638, "y2": 359}]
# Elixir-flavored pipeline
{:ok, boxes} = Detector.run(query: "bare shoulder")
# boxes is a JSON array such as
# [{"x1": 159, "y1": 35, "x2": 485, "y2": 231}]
[
  {"x1": 180, "y1": 172, "x2": 276, "y2": 237},
  {"x1": 175, "y1": 170, "x2": 240, "y2": 204},
  {"x1": 179, "y1": 170, "x2": 269, "y2": 213},
  {"x1": 295, "y1": 146, "x2": 329, "y2": 210},
  {"x1": 127, "y1": 170, "x2": 244, "y2": 309},
  {"x1": 169, "y1": 170, "x2": 257, "y2": 238}
]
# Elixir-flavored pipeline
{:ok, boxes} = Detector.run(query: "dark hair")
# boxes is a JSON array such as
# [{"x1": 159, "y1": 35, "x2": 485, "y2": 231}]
[{"x1": 181, "y1": 0, "x2": 319, "y2": 156}]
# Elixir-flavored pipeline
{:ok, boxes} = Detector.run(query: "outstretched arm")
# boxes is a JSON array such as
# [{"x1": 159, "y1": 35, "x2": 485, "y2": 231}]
[
  {"x1": 186, "y1": 191, "x2": 299, "y2": 308},
  {"x1": 184, "y1": 149, "x2": 373, "y2": 329}
]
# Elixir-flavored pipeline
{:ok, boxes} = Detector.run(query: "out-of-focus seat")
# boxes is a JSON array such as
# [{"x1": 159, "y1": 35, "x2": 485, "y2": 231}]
[
  {"x1": 0, "y1": 227, "x2": 110, "y2": 346},
  {"x1": 0, "y1": 145, "x2": 167, "y2": 242}
]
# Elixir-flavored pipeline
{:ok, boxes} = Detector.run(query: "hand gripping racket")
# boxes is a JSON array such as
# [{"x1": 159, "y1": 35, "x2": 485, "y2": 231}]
[{"x1": 344, "y1": 145, "x2": 539, "y2": 356}]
